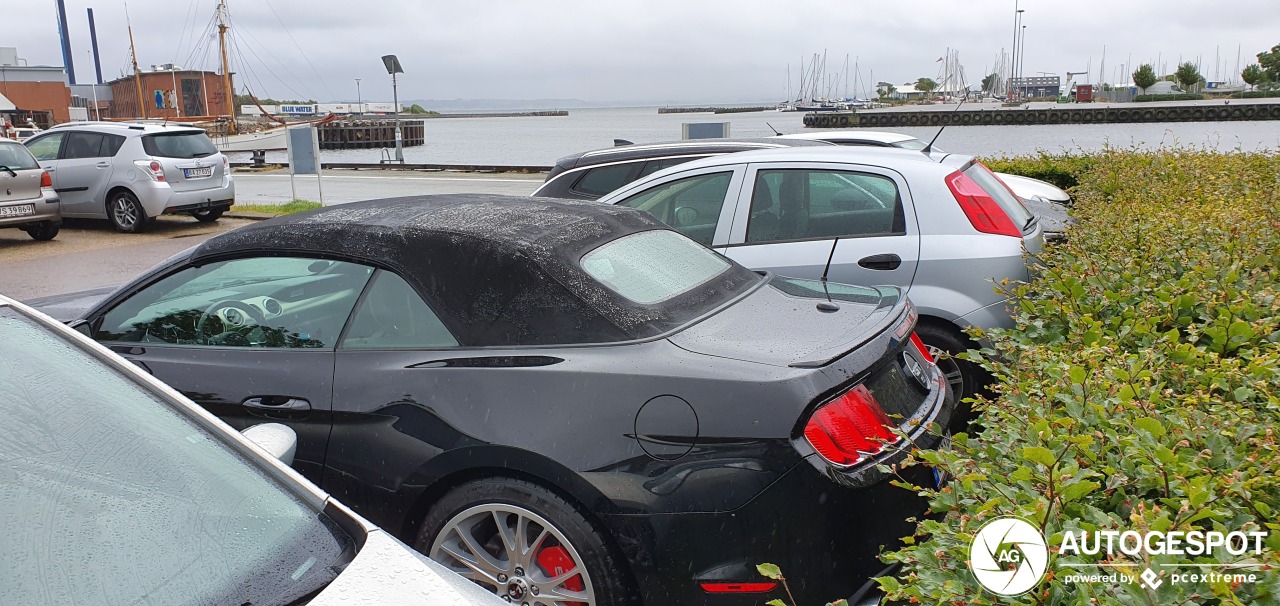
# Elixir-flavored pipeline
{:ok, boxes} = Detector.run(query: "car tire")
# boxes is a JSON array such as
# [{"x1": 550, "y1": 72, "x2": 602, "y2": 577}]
[
  {"x1": 914, "y1": 323, "x2": 991, "y2": 422},
  {"x1": 416, "y1": 477, "x2": 633, "y2": 606},
  {"x1": 108, "y1": 190, "x2": 147, "y2": 233},
  {"x1": 192, "y1": 207, "x2": 225, "y2": 222},
  {"x1": 25, "y1": 220, "x2": 60, "y2": 241}
]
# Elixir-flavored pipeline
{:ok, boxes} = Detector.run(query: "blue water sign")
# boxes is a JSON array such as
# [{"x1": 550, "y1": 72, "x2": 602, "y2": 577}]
[{"x1": 279, "y1": 104, "x2": 317, "y2": 115}]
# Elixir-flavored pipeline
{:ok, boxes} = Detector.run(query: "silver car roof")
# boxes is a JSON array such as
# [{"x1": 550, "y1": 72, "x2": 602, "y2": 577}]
[{"x1": 780, "y1": 130, "x2": 921, "y2": 145}]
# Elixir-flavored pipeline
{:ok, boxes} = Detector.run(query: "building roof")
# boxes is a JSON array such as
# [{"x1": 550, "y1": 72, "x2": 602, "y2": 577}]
[{"x1": 0, "y1": 91, "x2": 15, "y2": 112}]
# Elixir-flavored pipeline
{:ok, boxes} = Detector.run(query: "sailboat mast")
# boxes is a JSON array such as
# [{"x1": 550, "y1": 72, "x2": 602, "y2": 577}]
[
  {"x1": 126, "y1": 11, "x2": 146, "y2": 118},
  {"x1": 218, "y1": 0, "x2": 236, "y2": 134}
]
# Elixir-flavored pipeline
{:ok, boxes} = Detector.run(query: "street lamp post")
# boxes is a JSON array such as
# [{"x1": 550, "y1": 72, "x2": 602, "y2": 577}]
[
  {"x1": 1020, "y1": 24, "x2": 1027, "y2": 97},
  {"x1": 381, "y1": 54, "x2": 404, "y2": 163},
  {"x1": 355, "y1": 78, "x2": 362, "y2": 115},
  {"x1": 1009, "y1": 1, "x2": 1020, "y2": 99}
]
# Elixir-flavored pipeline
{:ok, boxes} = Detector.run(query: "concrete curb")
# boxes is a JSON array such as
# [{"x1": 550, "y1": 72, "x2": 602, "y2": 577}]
[{"x1": 225, "y1": 211, "x2": 278, "y2": 221}]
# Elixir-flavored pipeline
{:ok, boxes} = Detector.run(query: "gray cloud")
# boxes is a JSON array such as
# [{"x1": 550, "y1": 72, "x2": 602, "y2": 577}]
[{"x1": 9, "y1": 0, "x2": 1278, "y2": 104}]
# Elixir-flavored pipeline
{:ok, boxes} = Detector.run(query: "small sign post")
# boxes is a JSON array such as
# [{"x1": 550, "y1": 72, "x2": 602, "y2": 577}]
[
  {"x1": 682, "y1": 122, "x2": 731, "y2": 139},
  {"x1": 286, "y1": 124, "x2": 325, "y2": 205}
]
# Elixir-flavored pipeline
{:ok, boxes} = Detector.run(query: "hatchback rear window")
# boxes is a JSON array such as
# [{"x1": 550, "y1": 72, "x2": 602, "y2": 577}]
[
  {"x1": 0, "y1": 142, "x2": 39, "y2": 170},
  {"x1": 963, "y1": 163, "x2": 1034, "y2": 230},
  {"x1": 142, "y1": 132, "x2": 218, "y2": 159},
  {"x1": 582, "y1": 229, "x2": 730, "y2": 304}
]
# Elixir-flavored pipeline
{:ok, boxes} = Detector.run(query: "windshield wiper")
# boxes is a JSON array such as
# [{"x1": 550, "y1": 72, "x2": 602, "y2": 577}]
[{"x1": 0, "y1": 165, "x2": 17, "y2": 177}]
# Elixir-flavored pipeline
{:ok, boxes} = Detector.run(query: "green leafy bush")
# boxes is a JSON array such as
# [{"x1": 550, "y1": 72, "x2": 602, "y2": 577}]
[
  {"x1": 880, "y1": 148, "x2": 1280, "y2": 604},
  {"x1": 1133, "y1": 93, "x2": 1204, "y2": 102},
  {"x1": 1232, "y1": 90, "x2": 1280, "y2": 99},
  {"x1": 983, "y1": 152, "x2": 1097, "y2": 191}
]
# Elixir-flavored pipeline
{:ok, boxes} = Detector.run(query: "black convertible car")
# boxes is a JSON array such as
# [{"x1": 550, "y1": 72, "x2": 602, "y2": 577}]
[{"x1": 52, "y1": 195, "x2": 952, "y2": 605}]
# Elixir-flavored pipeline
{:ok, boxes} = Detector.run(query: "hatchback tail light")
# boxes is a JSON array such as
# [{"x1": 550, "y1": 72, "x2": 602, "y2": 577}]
[
  {"x1": 40, "y1": 171, "x2": 52, "y2": 188},
  {"x1": 134, "y1": 160, "x2": 165, "y2": 182},
  {"x1": 803, "y1": 384, "x2": 900, "y2": 466},
  {"x1": 945, "y1": 170, "x2": 1021, "y2": 237}
]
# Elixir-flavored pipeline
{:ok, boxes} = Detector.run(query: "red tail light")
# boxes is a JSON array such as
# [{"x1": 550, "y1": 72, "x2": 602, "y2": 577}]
[
  {"x1": 700, "y1": 582, "x2": 778, "y2": 593},
  {"x1": 945, "y1": 170, "x2": 1021, "y2": 237},
  {"x1": 803, "y1": 384, "x2": 900, "y2": 466},
  {"x1": 910, "y1": 332, "x2": 934, "y2": 363},
  {"x1": 134, "y1": 160, "x2": 165, "y2": 182},
  {"x1": 40, "y1": 171, "x2": 52, "y2": 188}
]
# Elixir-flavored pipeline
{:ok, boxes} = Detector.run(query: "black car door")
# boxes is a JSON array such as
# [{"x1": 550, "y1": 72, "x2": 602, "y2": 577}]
[{"x1": 88, "y1": 255, "x2": 374, "y2": 482}]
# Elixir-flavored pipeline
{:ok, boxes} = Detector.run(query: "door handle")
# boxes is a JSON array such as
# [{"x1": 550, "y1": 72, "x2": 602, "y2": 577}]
[
  {"x1": 96, "y1": 161, "x2": 111, "y2": 168},
  {"x1": 242, "y1": 396, "x2": 311, "y2": 412},
  {"x1": 858, "y1": 253, "x2": 902, "y2": 270}
]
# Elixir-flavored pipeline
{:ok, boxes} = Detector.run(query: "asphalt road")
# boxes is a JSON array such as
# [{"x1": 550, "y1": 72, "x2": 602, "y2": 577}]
[
  {"x1": 233, "y1": 169, "x2": 545, "y2": 205},
  {"x1": 0, "y1": 169, "x2": 549, "y2": 301}
]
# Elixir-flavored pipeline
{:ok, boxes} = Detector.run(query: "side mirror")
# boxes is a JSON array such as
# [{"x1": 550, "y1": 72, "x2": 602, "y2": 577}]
[{"x1": 241, "y1": 423, "x2": 298, "y2": 466}]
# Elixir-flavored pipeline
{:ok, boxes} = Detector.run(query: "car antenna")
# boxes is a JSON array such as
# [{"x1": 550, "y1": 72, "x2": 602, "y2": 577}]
[
  {"x1": 921, "y1": 90, "x2": 967, "y2": 154},
  {"x1": 613, "y1": 139, "x2": 633, "y2": 147},
  {"x1": 819, "y1": 236, "x2": 840, "y2": 302},
  {"x1": 765, "y1": 122, "x2": 783, "y2": 136}
]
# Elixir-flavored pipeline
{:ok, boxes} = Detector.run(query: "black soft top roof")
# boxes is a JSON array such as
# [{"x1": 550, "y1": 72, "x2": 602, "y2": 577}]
[{"x1": 193, "y1": 194, "x2": 759, "y2": 346}]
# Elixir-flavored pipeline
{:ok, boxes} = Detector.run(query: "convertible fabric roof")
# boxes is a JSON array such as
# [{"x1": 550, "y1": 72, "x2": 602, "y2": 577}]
[{"x1": 193, "y1": 194, "x2": 759, "y2": 346}]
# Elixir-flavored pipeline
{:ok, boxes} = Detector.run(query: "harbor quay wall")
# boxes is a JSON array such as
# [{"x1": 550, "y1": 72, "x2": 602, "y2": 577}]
[{"x1": 803, "y1": 103, "x2": 1280, "y2": 128}]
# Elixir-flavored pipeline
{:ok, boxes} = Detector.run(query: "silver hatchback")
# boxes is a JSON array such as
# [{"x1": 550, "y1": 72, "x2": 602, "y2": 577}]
[
  {"x1": 0, "y1": 139, "x2": 61, "y2": 241},
  {"x1": 24, "y1": 122, "x2": 234, "y2": 233},
  {"x1": 598, "y1": 146, "x2": 1044, "y2": 401}
]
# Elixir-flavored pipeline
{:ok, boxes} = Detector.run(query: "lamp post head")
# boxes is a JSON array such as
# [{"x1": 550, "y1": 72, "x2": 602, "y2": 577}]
[{"x1": 381, "y1": 55, "x2": 404, "y2": 75}]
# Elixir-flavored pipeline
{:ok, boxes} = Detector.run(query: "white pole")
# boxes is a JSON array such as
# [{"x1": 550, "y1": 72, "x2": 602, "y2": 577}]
[{"x1": 171, "y1": 69, "x2": 180, "y2": 118}]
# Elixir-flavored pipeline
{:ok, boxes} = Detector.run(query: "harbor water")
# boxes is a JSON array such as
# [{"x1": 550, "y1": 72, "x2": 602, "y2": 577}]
[{"x1": 232, "y1": 106, "x2": 1280, "y2": 166}]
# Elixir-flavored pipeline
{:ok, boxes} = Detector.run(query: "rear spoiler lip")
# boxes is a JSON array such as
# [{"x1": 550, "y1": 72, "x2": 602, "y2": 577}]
[{"x1": 787, "y1": 293, "x2": 911, "y2": 368}]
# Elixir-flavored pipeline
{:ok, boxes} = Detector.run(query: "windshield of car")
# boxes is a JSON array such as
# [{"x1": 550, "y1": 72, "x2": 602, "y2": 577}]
[
  {"x1": 964, "y1": 163, "x2": 1035, "y2": 229},
  {"x1": 582, "y1": 229, "x2": 731, "y2": 304},
  {"x1": 0, "y1": 142, "x2": 40, "y2": 170},
  {"x1": 0, "y1": 306, "x2": 356, "y2": 605},
  {"x1": 142, "y1": 131, "x2": 219, "y2": 158}
]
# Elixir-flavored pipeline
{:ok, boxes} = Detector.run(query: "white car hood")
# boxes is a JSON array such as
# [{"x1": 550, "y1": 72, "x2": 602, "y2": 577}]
[
  {"x1": 311, "y1": 529, "x2": 504, "y2": 605},
  {"x1": 994, "y1": 172, "x2": 1071, "y2": 204}
]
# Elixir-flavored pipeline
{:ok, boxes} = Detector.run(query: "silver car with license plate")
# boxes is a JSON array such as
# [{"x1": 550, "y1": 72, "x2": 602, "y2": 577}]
[
  {"x1": 599, "y1": 146, "x2": 1044, "y2": 402},
  {"x1": 0, "y1": 294, "x2": 503, "y2": 606},
  {"x1": 0, "y1": 139, "x2": 60, "y2": 240},
  {"x1": 24, "y1": 122, "x2": 234, "y2": 233}
]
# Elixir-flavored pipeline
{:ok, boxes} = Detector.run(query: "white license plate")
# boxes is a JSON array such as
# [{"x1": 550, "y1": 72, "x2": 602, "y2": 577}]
[
  {"x1": 184, "y1": 167, "x2": 214, "y2": 179},
  {"x1": 0, "y1": 204, "x2": 35, "y2": 218}
]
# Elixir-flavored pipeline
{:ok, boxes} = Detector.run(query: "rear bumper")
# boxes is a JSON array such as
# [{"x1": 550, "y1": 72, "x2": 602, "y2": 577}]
[
  {"x1": 0, "y1": 193, "x2": 61, "y2": 228},
  {"x1": 134, "y1": 178, "x2": 235, "y2": 217}
]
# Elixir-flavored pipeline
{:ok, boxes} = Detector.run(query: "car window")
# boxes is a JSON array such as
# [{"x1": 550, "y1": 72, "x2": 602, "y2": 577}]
[
  {"x1": 637, "y1": 156, "x2": 703, "y2": 178},
  {"x1": 746, "y1": 169, "x2": 904, "y2": 243},
  {"x1": 142, "y1": 131, "x2": 218, "y2": 159},
  {"x1": 0, "y1": 306, "x2": 354, "y2": 605},
  {"x1": 582, "y1": 229, "x2": 731, "y2": 304},
  {"x1": 616, "y1": 171, "x2": 733, "y2": 246},
  {"x1": 101, "y1": 133, "x2": 126, "y2": 157},
  {"x1": 571, "y1": 163, "x2": 638, "y2": 197},
  {"x1": 0, "y1": 142, "x2": 39, "y2": 170},
  {"x1": 63, "y1": 132, "x2": 107, "y2": 159},
  {"x1": 97, "y1": 257, "x2": 373, "y2": 349},
  {"x1": 341, "y1": 270, "x2": 458, "y2": 349},
  {"x1": 24, "y1": 132, "x2": 64, "y2": 161}
]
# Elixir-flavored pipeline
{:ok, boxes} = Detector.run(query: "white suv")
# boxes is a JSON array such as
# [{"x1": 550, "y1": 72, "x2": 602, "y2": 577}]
[{"x1": 24, "y1": 122, "x2": 234, "y2": 233}]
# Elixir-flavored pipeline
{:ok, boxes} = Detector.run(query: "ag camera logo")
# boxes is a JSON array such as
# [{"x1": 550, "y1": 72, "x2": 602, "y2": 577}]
[{"x1": 969, "y1": 516, "x2": 1049, "y2": 596}]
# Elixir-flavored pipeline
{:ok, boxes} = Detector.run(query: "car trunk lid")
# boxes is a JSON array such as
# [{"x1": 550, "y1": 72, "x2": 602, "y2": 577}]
[{"x1": 142, "y1": 131, "x2": 226, "y2": 193}]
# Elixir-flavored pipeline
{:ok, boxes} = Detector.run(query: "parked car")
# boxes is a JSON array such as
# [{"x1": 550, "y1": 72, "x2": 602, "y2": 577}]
[
  {"x1": 532, "y1": 137, "x2": 832, "y2": 200},
  {"x1": 0, "y1": 138, "x2": 60, "y2": 240},
  {"x1": 44, "y1": 194, "x2": 951, "y2": 606},
  {"x1": 0, "y1": 294, "x2": 503, "y2": 606},
  {"x1": 597, "y1": 146, "x2": 1046, "y2": 402},
  {"x1": 778, "y1": 130, "x2": 1072, "y2": 237},
  {"x1": 23, "y1": 122, "x2": 234, "y2": 233}
]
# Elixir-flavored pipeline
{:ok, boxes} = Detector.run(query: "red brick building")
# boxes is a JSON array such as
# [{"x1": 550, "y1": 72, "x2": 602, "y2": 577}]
[
  {"x1": 106, "y1": 69, "x2": 231, "y2": 120},
  {"x1": 0, "y1": 65, "x2": 73, "y2": 125}
]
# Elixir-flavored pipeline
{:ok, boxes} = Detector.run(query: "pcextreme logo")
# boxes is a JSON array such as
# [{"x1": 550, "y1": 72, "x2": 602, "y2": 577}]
[
  {"x1": 969, "y1": 517, "x2": 1050, "y2": 596},
  {"x1": 968, "y1": 517, "x2": 1270, "y2": 597}
]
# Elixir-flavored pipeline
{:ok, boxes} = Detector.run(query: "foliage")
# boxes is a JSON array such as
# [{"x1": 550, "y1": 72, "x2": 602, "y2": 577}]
[
  {"x1": 916, "y1": 77, "x2": 939, "y2": 95},
  {"x1": 405, "y1": 104, "x2": 437, "y2": 115},
  {"x1": 230, "y1": 199, "x2": 323, "y2": 215},
  {"x1": 1132, "y1": 64, "x2": 1158, "y2": 92},
  {"x1": 1132, "y1": 93, "x2": 1203, "y2": 102},
  {"x1": 879, "y1": 148, "x2": 1280, "y2": 604},
  {"x1": 1258, "y1": 44, "x2": 1280, "y2": 81},
  {"x1": 982, "y1": 73, "x2": 1001, "y2": 94},
  {"x1": 877, "y1": 82, "x2": 898, "y2": 99},
  {"x1": 233, "y1": 95, "x2": 316, "y2": 107},
  {"x1": 1175, "y1": 62, "x2": 1203, "y2": 92},
  {"x1": 1241, "y1": 64, "x2": 1267, "y2": 89},
  {"x1": 757, "y1": 564, "x2": 847, "y2": 606},
  {"x1": 1232, "y1": 90, "x2": 1280, "y2": 99},
  {"x1": 982, "y1": 152, "x2": 1095, "y2": 191}
]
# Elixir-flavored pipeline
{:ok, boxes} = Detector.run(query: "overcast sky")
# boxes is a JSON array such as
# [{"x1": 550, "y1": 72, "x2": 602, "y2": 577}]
[{"x1": 7, "y1": 0, "x2": 1278, "y2": 104}]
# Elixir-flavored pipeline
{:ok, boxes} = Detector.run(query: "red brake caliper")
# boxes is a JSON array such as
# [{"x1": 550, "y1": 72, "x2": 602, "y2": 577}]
[{"x1": 537, "y1": 545, "x2": 585, "y2": 605}]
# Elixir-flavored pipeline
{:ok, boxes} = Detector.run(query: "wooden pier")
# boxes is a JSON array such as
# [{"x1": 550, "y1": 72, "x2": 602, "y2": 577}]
[{"x1": 317, "y1": 119, "x2": 425, "y2": 149}]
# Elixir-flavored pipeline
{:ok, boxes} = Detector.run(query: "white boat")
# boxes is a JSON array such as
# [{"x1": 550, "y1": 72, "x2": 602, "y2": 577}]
[{"x1": 214, "y1": 127, "x2": 287, "y2": 152}]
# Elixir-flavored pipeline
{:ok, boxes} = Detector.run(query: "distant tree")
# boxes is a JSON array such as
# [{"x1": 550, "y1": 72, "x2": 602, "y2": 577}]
[
  {"x1": 1175, "y1": 62, "x2": 1202, "y2": 92},
  {"x1": 1257, "y1": 44, "x2": 1280, "y2": 81},
  {"x1": 981, "y1": 72, "x2": 1001, "y2": 94},
  {"x1": 876, "y1": 82, "x2": 897, "y2": 99},
  {"x1": 1242, "y1": 64, "x2": 1267, "y2": 90},
  {"x1": 406, "y1": 104, "x2": 437, "y2": 115},
  {"x1": 1132, "y1": 64, "x2": 1157, "y2": 93},
  {"x1": 916, "y1": 77, "x2": 938, "y2": 97}
]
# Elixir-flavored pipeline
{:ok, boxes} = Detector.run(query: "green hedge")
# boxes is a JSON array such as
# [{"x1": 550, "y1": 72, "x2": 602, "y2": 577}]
[
  {"x1": 879, "y1": 149, "x2": 1280, "y2": 604},
  {"x1": 983, "y1": 153, "x2": 1096, "y2": 191},
  {"x1": 1232, "y1": 90, "x2": 1280, "y2": 99},
  {"x1": 1133, "y1": 93, "x2": 1204, "y2": 102}
]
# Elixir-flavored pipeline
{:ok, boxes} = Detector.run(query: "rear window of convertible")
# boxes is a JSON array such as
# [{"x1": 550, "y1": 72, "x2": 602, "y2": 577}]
[{"x1": 581, "y1": 229, "x2": 730, "y2": 304}]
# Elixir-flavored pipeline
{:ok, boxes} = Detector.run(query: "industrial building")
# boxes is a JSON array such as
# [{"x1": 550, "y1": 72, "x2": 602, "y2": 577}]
[
  {"x1": 0, "y1": 47, "x2": 73, "y2": 126},
  {"x1": 105, "y1": 66, "x2": 231, "y2": 120}
]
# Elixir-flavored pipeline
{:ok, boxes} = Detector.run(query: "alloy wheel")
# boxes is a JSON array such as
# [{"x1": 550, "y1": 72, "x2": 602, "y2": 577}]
[
  {"x1": 430, "y1": 503, "x2": 594, "y2": 605},
  {"x1": 112, "y1": 197, "x2": 139, "y2": 230}
]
